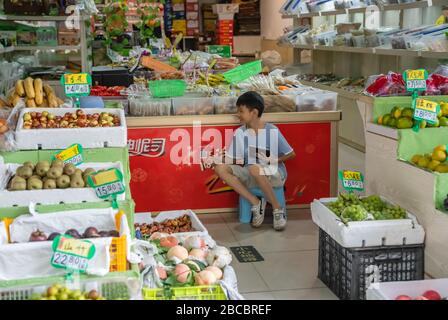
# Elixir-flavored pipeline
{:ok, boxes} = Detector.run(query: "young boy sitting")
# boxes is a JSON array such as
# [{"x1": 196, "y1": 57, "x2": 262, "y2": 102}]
[{"x1": 214, "y1": 91, "x2": 296, "y2": 231}]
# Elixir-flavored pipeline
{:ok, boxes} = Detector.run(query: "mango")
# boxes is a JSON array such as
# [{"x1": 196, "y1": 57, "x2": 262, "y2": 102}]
[
  {"x1": 387, "y1": 118, "x2": 397, "y2": 128},
  {"x1": 434, "y1": 145, "x2": 447, "y2": 152},
  {"x1": 428, "y1": 160, "x2": 441, "y2": 171},
  {"x1": 382, "y1": 114, "x2": 391, "y2": 126},
  {"x1": 427, "y1": 119, "x2": 440, "y2": 127},
  {"x1": 439, "y1": 116, "x2": 448, "y2": 127},
  {"x1": 441, "y1": 102, "x2": 448, "y2": 116},
  {"x1": 432, "y1": 150, "x2": 447, "y2": 162},
  {"x1": 377, "y1": 115, "x2": 383, "y2": 125},
  {"x1": 420, "y1": 120, "x2": 427, "y2": 128},
  {"x1": 435, "y1": 164, "x2": 448, "y2": 173},
  {"x1": 402, "y1": 107, "x2": 414, "y2": 118},
  {"x1": 392, "y1": 107, "x2": 403, "y2": 119},
  {"x1": 397, "y1": 117, "x2": 413, "y2": 129}
]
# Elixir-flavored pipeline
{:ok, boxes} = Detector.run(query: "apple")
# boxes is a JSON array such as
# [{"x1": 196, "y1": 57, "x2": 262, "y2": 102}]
[
  {"x1": 422, "y1": 290, "x2": 441, "y2": 300},
  {"x1": 395, "y1": 295, "x2": 412, "y2": 300},
  {"x1": 414, "y1": 296, "x2": 429, "y2": 300}
]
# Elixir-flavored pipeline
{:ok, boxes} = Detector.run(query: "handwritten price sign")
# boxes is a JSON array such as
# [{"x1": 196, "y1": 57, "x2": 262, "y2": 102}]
[
  {"x1": 403, "y1": 69, "x2": 428, "y2": 92},
  {"x1": 61, "y1": 73, "x2": 92, "y2": 97},
  {"x1": 51, "y1": 235, "x2": 95, "y2": 273},
  {"x1": 339, "y1": 170, "x2": 364, "y2": 192},
  {"x1": 54, "y1": 144, "x2": 83, "y2": 166},
  {"x1": 87, "y1": 168, "x2": 125, "y2": 199},
  {"x1": 414, "y1": 99, "x2": 439, "y2": 124}
]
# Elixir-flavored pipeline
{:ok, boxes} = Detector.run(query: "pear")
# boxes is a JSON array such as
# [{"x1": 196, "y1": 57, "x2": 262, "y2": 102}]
[
  {"x1": 43, "y1": 178, "x2": 57, "y2": 189},
  {"x1": 47, "y1": 166, "x2": 63, "y2": 179},
  {"x1": 70, "y1": 173, "x2": 85, "y2": 188},
  {"x1": 9, "y1": 176, "x2": 27, "y2": 191},
  {"x1": 82, "y1": 168, "x2": 96, "y2": 177},
  {"x1": 63, "y1": 163, "x2": 77, "y2": 176},
  {"x1": 35, "y1": 161, "x2": 50, "y2": 177},
  {"x1": 27, "y1": 177, "x2": 43, "y2": 190},
  {"x1": 23, "y1": 161, "x2": 35, "y2": 171},
  {"x1": 51, "y1": 159, "x2": 64, "y2": 168},
  {"x1": 29, "y1": 175, "x2": 42, "y2": 181},
  {"x1": 56, "y1": 175, "x2": 70, "y2": 189},
  {"x1": 16, "y1": 166, "x2": 33, "y2": 179},
  {"x1": 73, "y1": 169, "x2": 83, "y2": 176}
]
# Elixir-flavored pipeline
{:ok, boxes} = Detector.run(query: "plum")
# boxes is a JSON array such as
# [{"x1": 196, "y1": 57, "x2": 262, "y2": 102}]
[
  {"x1": 29, "y1": 229, "x2": 47, "y2": 242},
  {"x1": 83, "y1": 227, "x2": 100, "y2": 239},
  {"x1": 48, "y1": 232, "x2": 61, "y2": 241},
  {"x1": 64, "y1": 229, "x2": 81, "y2": 239}
]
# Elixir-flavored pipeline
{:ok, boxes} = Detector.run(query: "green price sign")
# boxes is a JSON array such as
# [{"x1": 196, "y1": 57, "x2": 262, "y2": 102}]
[
  {"x1": 339, "y1": 170, "x2": 364, "y2": 192},
  {"x1": 51, "y1": 235, "x2": 95, "y2": 273},
  {"x1": 60, "y1": 73, "x2": 92, "y2": 97},
  {"x1": 87, "y1": 168, "x2": 125, "y2": 199},
  {"x1": 206, "y1": 45, "x2": 232, "y2": 58},
  {"x1": 403, "y1": 69, "x2": 428, "y2": 92},
  {"x1": 413, "y1": 98, "x2": 440, "y2": 125},
  {"x1": 53, "y1": 143, "x2": 84, "y2": 166}
]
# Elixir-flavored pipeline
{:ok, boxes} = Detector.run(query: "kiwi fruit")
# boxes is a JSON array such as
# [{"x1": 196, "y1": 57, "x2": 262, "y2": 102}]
[
  {"x1": 16, "y1": 166, "x2": 33, "y2": 179},
  {"x1": 47, "y1": 166, "x2": 63, "y2": 179},
  {"x1": 63, "y1": 163, "x2": 77, "y2": 176}
]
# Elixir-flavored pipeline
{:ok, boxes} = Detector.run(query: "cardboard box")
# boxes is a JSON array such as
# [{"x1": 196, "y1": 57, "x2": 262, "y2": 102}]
[
  {"x1": 186, "y1": 11, "x2": 198, "y2": 20},
  {"x1": 58, "y1": 31, "x2": 80, "y2": 46},
  {"x1": 186, "y1": 3, "x2": 198, "y2": 11},
  {"x1": 173, "y1": 3, "x2": 185, "y2": 11},
  {"x1": 172, "y1": 20, "x2": 187, "y2": 33},
  {"x1": 187, "y1": 19, "x2": 199, "y2": 29},
  {"x1": 204, "y1": 19, "x2": 216, "y2": 32},
  {"x1": 186, "y1": 28, "x2": 199, "y2": 36},
  {"x1": 17, "y1": 29, "x2": 37, "y2": 46}
]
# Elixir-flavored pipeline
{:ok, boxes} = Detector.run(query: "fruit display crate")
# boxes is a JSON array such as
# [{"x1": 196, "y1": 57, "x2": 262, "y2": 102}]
[
  {"x1": 0, "y1": 161, "x2": 126, "y2": 207},
  {"x1": 318, "y1": 228, "x2": 425, "y2": 300},
  {"x1": 310, "y1": 197, "x2": 425, "y2": 248},
  {"x1": 14, "y1": 108, "x2": 127, "y2": 150},
  {"x1": 0, "y1": 208, "x2": 131, "y2": 280},
  {"x1": 143, "y1": 285, "x2": 227, "y2": 300},
  {"x1": 0, "y1": 269, "x2": 141, "y2": 300},
  {"x1": 366, "y1": 278, "x2": 448, "y2": 300}
]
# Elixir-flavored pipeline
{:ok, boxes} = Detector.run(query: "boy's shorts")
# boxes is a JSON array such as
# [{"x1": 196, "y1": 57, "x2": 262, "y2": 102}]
[{"x1": 229, "y1": 164, "x2": 285, "y2": 189}]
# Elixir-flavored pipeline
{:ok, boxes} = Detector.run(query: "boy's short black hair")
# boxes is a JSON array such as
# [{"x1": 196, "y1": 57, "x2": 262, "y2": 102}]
[{"x1": 236, "y1": 91, "x2": 265, "y2": 117}]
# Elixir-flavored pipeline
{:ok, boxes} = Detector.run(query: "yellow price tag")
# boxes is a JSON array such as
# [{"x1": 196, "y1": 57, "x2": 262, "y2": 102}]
[
  {"x1": 91, "y1": 169, "x2": 119, "y2": 186},
  {"x1": 56, "y1": 144, "x2": 80, "y2": 162},
  {"x1": 416, "y1": 99, "x2": 438, "y2": 113},
  {"x1": 64, "y1": 73, "x2": 88, "y2": 85},
  {"x1": 57, "y1": 238, "x2": 93, "y2": 258},
  {"x1": 406, "y1": 69, "x2": 425, "y2": 81},
  {"x1": 343, "y1": 171, "x2": 362, "y2": 181}
]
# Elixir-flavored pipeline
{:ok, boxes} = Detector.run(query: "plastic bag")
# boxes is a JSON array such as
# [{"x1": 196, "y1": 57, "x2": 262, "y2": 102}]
[
  {"x1": 260, "y1": 50, "x2": 282, "y2": 69},
  {"x1": 364, "y1": 72, "x2": 409, "y2": 97},
  {"x1": 431, "y1": 65, "x2": 448, "y2": 78},
  {"x1": 423, "y1": 74, "x2": 448, "y2": 96},
  {"x1": 0, "y1": 101, "x2": 23, "y2": 152}
]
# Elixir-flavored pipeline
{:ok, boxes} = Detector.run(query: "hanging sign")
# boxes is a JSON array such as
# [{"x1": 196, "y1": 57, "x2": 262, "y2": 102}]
[
  {"x1": 339, "y1": 170, "x2": 364, "y2": 192},
  {"x1": 51, "y1": 235, "x2": 95, "y2": 273},
  {"x1": 54, "y1": 143, "x2": 84, "y2": 166},
  {"x1": 413, "y1": 98, "x2": 440, "y2": 125},
  {"x1": 87, "y1": 168, "x2": 125, "y2": 199}
]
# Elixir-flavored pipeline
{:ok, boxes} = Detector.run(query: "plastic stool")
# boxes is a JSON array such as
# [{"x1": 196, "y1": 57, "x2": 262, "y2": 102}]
[{"x1": 239, "y1": 187, "x2": 286, "y2": 224}]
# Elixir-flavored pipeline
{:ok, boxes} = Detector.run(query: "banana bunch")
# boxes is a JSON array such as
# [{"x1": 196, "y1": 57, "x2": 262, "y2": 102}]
[{"x1": 196, "y1": 72, "x2": 227, "y2": 87}]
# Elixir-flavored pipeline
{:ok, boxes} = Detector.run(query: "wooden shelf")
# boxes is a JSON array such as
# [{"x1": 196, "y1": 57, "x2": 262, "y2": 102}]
[
  {"x1": 0, "y1": 14, "x2": 86, "y2": 21},
  {"x1": 281, "y1": 0, "x2": 444, "y2": 18},
  {"x1": 288, "y1": 43, "x2": 447, "y2": 59}
]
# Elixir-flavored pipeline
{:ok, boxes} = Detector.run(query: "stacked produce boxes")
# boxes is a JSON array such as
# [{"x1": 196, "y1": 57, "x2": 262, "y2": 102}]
[
  {"x1": 172, "y1": 0, "x2": 186, "y2": 35},
  {"x1": 213, "y1": 4, "x2": 238, "y2": 47},
  {"x1": 186, "y1": 0, "x2": 199, "y2": 37},
  {"x1": 235, "y1": 0, "x2": 260, "y2": 36},
  {"x1": 202, "y1": 4, "x2": 217, "y2": 35}
]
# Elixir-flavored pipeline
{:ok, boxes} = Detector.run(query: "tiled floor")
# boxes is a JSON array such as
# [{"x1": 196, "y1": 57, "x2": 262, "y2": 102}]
[{"x1": 199, "y1": 143, "x2": 365, "y2": 300}]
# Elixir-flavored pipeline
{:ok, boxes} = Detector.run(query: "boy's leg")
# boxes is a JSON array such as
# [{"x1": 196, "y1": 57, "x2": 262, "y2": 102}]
[
  {"x1": 214, "y1": 164, "x2": 267, "y2": 227},
  {"x1": 247, "y1": 165, "x2": 281, "y2": 210},
  {"x1": 214, "y1": 164, "x2": 259, "y2": 206}
]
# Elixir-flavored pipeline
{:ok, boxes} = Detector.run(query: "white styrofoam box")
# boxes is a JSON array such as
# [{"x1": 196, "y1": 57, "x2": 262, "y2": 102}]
[
  {"x1": 311, "y1": 197, "x2": 425, "y2": 248},
  {"x1": 296, "y1": 90, "x2": 338, "y2": 112},
  {"x1": 134, "y1": 209, "x2": 209, "y2": 240},
  {"x1": 366, "y1": 279, "x2": 448, "y2": 300},
  {"x1": 15, "y1": 108, "x2": 127, "y2": 150},
  {"x1": 0, "y1": 161, "x2": 126, "y2": 207}
]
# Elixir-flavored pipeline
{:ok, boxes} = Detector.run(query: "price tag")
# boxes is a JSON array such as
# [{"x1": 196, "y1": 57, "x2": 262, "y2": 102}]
[
  {"x1": 60, "y1": 73, "x2": 92, "y2": 98},
  {"x1": 51, "y1": 235, "x2": 95, "y2": 273},
  {"x1": 87, "y1": 168, "x2": 125, "y2": 199},
  {"x1": 339, "y1": 170, "x2": 364, "y2": 192},
  {"x1": 54, "y1": 143, "x2": 83, "y2": 166},
  {"x1": 403, "y1": 69, "x2": 428, "y2": 92},
  {"x1": 414, "y1": 98, "x2": 440, "y2": 124}
]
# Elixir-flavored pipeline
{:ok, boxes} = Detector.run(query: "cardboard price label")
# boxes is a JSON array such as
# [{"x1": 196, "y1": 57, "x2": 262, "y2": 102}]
[
  {"x1": 87, "y1": 168, "x2": 125, "y2": 199},
  {"x1": 61, "y1": 73, "x2": 92, "y2": 97},
  {"x1": 339, "y1": 170, "x2": 364, "y2": 191},
  {"x1": 51, "y1": 235, "x2": 95, "y2": 273},
  {"x1": 403, "y1": 69, "x2": 428, "y2": 92},
  {"x1": 206, "y1": 45, "x2": 232, "y2": 58},
  {"x1": 414, "y1": 99, "x2": 439, "y2": 124},
  {"x1": 54, "y1": 143, "x2": 83, "y2": 166}
]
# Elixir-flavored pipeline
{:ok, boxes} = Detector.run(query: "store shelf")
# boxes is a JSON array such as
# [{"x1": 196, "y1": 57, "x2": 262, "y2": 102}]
[
  {"x1": 299, "y1": 80, "x2": 373, "y2": 103},
  {"x1": 281, "y1": 0, "x2": 444, "y2": 18},
  {"x1": 14, "y1": 45, "x2": 81, "y2": 51},
  {"x1": 366, "y1": 122, "x2": 398, "y2": 140},
  {"x1": 0, "y1": 46, "x2": 14, "y2": 54},
  {"x1": 0, "y1": 14, "x2": 85, "y2": 21},
  {"x1": 288, "y1": 43, "x2": 448, "y2": 59}
]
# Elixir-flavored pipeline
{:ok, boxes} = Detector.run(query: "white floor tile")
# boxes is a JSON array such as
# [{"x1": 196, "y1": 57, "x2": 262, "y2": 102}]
[
  {"x1": 253, "y1": 250, "x2": 326, "y2": 291},
  {"x1": 231, "y1": 261, "x2": 270, "y2": 294},
  {"x1": 272, "y1": 287, "x2": 338, "y2": 300},
  {"x1": 243, "y1": 291, "x2": 276, "y2": 300}
]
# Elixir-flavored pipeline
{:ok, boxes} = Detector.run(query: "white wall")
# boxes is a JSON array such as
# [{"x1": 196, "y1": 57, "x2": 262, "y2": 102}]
[{"x1": 261, "y1": 0, "x2": 293, "y2": 40}]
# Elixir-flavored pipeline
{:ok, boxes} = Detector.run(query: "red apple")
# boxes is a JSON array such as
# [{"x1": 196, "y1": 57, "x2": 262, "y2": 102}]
[
  {"x1": 395, "y1": 295, "x2": 412, "y2": 300},
  {"x1": 422, "y1": 290, "x2": 441, "y2": 300},
  {"x1": 414, "y1": 296, "x2": 429, "y2": 300}
]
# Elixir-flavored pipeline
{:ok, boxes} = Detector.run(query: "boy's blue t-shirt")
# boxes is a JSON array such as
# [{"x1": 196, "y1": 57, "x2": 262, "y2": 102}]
[{"x1": 226, "y1": 123, "x2": 294, "y2": 179}]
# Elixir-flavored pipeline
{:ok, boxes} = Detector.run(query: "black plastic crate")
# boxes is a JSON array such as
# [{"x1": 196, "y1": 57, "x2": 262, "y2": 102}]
[{"x1": 318, "y1": 228, "x2": 424, "y2": 300}]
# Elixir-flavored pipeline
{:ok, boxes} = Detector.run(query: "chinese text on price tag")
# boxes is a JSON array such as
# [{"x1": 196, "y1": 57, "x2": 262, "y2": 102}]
[
  {"x1": 61, "y1": 73, "x2": 92, "y2": 97},
  {"x1": 414, "y1": 99, "x2": 439, "y2": 124},
  {"x1": 403, "y1": 69, "x2": 427, "y2": 91},
  {"x1": 339, "y1": 170, "x2": 364, "y2": 191},
  {"x1": 87, "y1": 168, "x2": 125, "y2": 199},
  {"x1": 51, "y1": 235, "x2": 95, "y2": 273},
  {"x1": 54, "y1": 143, "x2": 83, "y2": 166}
]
